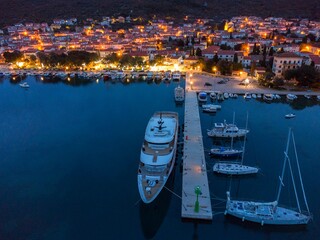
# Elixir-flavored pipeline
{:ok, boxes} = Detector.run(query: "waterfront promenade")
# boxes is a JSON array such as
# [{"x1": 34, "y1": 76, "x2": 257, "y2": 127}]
[
  {"x1": 189, "y1": 72, "x2": 320, "y2": 96},
  {"x1": 181, "y1": 74, "x2": 212, "y2": 221}
]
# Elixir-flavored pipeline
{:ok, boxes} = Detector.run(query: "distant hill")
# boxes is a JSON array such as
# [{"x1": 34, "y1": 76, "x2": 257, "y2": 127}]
[{"x1": 1, "y1": 0, "x2": 319, "y2": 27}]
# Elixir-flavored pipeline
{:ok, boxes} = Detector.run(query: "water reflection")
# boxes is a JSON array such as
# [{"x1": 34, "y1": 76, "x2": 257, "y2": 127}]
[{"x1": 139, "y1": 170, "x2": 175, "y2": 239}]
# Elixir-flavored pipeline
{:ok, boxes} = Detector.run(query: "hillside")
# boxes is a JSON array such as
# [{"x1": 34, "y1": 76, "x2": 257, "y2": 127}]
[{"x1": 0, "y1": 0, "x2": 319, "y2": 27}]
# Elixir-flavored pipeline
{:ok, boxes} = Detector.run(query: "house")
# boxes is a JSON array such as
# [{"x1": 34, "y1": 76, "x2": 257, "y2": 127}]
[
  {"x1": 272, "y1": 52, "x2": 303, "y2": 76},
  {"x1": 242, "y1": 56, "x2": 251, "y2": 68},
  {"x1": 254, "y1": 67, "x2": 266, "y2": 78},
  {"x1": 217, "y1": 50, "x2": 235, "y2": 62},
  {"x1": 202, "y1": 45, "x2": 220, "y2": 59},
  {"x1": 183, "y1": 56, "x2": 198, "y2": 67},
  {"x1": 309, "y1": 54, "x2": 320, "y2": 71}
]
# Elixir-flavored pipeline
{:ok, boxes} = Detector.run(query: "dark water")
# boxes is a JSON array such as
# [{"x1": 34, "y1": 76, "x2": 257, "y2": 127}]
[{"x1": 0, "y1": 77, "x2": 319, "y2": 240}]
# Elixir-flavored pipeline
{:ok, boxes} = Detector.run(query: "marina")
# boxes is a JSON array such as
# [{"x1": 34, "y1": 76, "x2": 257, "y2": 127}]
[{"x1": 0, "y1": 76, "x2": 320, "y2": 239}]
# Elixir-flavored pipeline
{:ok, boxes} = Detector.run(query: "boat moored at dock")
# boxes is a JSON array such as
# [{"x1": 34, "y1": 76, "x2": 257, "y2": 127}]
[
  {"x1": 174, "y1": 85, "x2": 185, "y2": 102},
  {"x1": 137, "y1": 112, "x2": 179, "y2": 204},
  {"x1": 207, "y1": 121, "x2": 249, "y2": 138},
  {"x1": 198, "y1": 92, "x2": 208, "y2": 102}
]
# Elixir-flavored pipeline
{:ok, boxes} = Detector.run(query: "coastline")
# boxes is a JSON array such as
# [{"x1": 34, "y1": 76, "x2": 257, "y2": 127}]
[{"x1": 188, "y1": 72, "x2": 320, "y2": 96}]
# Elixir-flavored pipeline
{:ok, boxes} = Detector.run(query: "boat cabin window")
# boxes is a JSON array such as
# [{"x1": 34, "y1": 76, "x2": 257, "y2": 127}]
[
  {"x1": 148, "y1": 142, "x2": 170, "y2": 150},
  {"x1": 145, "y1": 164, "x2": 166, "y2": 172}
]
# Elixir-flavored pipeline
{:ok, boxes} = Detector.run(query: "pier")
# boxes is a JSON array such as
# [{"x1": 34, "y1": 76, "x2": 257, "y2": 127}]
[{"x1": 181, "y1": 74, "x2": 212, "y2": 221}]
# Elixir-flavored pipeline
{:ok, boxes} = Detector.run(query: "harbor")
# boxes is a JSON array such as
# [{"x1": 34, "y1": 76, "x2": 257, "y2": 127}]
[{"x1": 0, "y1": 77, "x2": 320, "y2": 239}]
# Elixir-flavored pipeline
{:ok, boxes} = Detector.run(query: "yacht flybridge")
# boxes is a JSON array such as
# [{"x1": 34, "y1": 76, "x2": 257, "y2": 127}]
[{"x1": 137, "y1": 112, "x2": 179, "y2": 204}]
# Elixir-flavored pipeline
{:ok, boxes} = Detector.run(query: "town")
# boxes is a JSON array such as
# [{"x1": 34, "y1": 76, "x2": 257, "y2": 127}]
[{"x1": 0, "y1": 15, "x2": 319, "y2": 88}]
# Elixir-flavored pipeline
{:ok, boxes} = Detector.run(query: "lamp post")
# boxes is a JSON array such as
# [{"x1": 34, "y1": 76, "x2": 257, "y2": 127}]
[
  {"x1": 244, "y1": 78, "x2": 250, "y2": 88},
  {"x1": 194, "y1": 186, "x2": 202, "y2": 213}
]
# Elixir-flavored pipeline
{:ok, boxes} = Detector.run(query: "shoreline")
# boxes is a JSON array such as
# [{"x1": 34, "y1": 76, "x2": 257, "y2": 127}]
[{"x1": 189, "y1": 72, "x2": 320, "y2": 96}]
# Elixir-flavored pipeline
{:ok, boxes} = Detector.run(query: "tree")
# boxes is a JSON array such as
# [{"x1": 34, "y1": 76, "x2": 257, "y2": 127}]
[
  {"x1": 176, "y1": 39, "x2": 185, "y2": 47},
  {"x1": 3, "y1": 51, "x2": 23, "y2": 63},
  {"x1": 30, "y1": 55, "x2": 37, "y2": 63},
  {"x1": 213, "y1": 53, "x2": 219, "y2": 64},
  {"x1": 217, "y1": 60, "x2": 232, "y2": 75},
  {"x1": 37, "y1": 52, "x2": 50, "y2": 66},
  {"x1": 191, "y1": 36, "x2": 195, "y2": 45},
  {"x1": 195, "y1": 48, "x2": 202, "y2": 57},
  {"x1": 250, "y1": 61, "x2": 256, "y2": 75},
  {"x1": 269, "y1": 47, "x2": 274, "y2": 56},
  {"x1": 273, "y1": 77, "x2": 285, "y2": 87},
  {"x1": 220, "y1": 44, "x2": 232, "y2": 50},
  {"x1": 286, "y1": 28, "x2": 291, "y2": 36},
  {"x1": 234, "y1": 44, "x2": 242, "y2": 51},
  {"x1": 105, "y1": 53, "x2": 120, "y2": 65},
  {"x1": 233, "y1": 53, "x2": 238, "y2": 63},
  {"x1": 284, "y1": 65, "x2": 319, "y2": 87},
  {"x1": 67, "y1": 51, "x2": 99, "y2": 66},
  {"x1": 185, "y1": 36, "x2": 190, "y2": 46}
]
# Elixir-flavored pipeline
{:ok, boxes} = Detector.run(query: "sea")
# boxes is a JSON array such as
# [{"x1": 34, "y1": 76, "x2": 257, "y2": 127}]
[{"x1": 0, "y1": 76, "x2": 319, "y2": 240}]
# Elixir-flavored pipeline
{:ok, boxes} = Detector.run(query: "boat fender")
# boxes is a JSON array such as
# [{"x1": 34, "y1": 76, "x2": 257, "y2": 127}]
[
  {"x1": 261, "y1": 221, "x2": 264, "y2": 226},
  {"x1": 242, "y1": 217, "x2": 245, "y2": 222},
  {"x1": 224, "y1": 210, "x2": 227, "y2": 215}
]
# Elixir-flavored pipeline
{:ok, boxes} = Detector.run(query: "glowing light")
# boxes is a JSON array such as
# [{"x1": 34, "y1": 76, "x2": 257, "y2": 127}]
[{"x1": 16, "y1": 62, "x2": 25, "y2": 68}]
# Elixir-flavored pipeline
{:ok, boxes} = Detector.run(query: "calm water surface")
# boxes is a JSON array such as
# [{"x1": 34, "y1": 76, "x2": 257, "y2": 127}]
[{"x1": 0, "y1": 77, "x2": 319, "y2": 240}]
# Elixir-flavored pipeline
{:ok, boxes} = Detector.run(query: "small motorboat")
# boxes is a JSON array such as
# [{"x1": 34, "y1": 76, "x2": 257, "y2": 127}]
[
  {"x1": 210, "y1": 92, "x2": 217, "y2": 100},
  {"x1": 19, "y1": 82, "x2": 30, "y2": 88},
  {"x1": 275, "y1": 94, "x2": 281, "y2": 99},
  {"x1": 304, "y1": 94, "x2": 311, "y2": 99},
  {"x1": 198, "y1": 92, "x2": 208, "y2": 102},
  {"x1": 244, "y1": 92, "x2": 251, "y2": 99},
  {"x1": 285, "y1": 113, "x2": 296, "y2": 119},
  {"x1": 286, "y1": 94, "x2": 297, "y2": 101},
  {"x1": 203, "y1": 106, "x2": 217, "y2": 113}
]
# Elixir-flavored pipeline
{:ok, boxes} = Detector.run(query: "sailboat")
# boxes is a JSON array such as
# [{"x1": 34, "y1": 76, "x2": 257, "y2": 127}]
[
  {"x1": 225, "y1": 129, "x2": 312, "y2": 225},
  {"x1": 213, "y1": 113, "x2": 259, "y2": 175},
  {"x1": 210, "y1": 112, "x2": 243, "y2": 158}
]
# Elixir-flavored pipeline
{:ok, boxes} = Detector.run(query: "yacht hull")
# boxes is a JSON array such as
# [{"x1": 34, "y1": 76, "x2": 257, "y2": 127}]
[
  {"x1": 137, "y1": 112, "x2": 179, "y2": 204},
  {"x1": 226, "y1": 201, "x2": 310, "y2": 225},
  {"x1": 213, "y1": 163, "x2": 258, "y2": 175}
]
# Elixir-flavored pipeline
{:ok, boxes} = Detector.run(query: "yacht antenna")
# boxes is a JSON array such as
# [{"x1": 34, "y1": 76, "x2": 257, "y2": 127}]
[{"x1": 157, "y1": 113, "x2": 165, "y2": 131}]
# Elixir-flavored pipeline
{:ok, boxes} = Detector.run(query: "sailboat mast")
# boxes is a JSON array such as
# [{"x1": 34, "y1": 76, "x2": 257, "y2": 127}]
[
  {"x1": 276, "y1": 129, "x2": 291, "y2": 203},
  {"x1": 292, "y1": 132, "x2": 310, "y2": 214},
  {"x1": 286, "y1": 151, "x2": 301, "y2": 212},
  {"x1": 240, "y1": 112, "x2": 249, "y2": 165},
  {"x1": 231, "y1": 112, "x2": 235, "y2": 149}
]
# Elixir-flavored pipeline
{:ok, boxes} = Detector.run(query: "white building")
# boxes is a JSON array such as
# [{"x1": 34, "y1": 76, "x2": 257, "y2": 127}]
[{"x1": 272, "y1": 53, "x2": 303, "y2": 76}]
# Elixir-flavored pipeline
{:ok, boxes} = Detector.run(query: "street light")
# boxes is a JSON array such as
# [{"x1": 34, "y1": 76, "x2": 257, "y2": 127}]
[{"x1": 244, "y1": 78, "x2": 250, "y2": 87}]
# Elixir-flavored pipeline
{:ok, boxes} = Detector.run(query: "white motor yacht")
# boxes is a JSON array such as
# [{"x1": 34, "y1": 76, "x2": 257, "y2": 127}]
[
  {"x1": 137, "y1": 112, "x2": 179, "y2": 204},
  {"x1": 19, "y1": 82, "x2": 30, "y2": 88},
  {"x1": 207, "y1": 120, "x2": 249, "y2": 138},
  {"x1": 174, "y1": 85, "x2": 185, "y2": 102}
]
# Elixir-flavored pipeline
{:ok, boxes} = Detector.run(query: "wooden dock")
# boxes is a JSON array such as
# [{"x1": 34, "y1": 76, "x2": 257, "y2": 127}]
[{"x1": 181, "y1": 76, "x2": 213, "y2": 221}]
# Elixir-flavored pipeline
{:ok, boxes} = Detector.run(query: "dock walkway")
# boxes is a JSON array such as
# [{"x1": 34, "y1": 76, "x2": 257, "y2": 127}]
[{"x1": 181, "y1": 77, "x2": 212, "y2": 220}]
